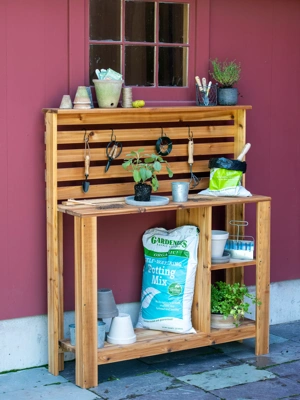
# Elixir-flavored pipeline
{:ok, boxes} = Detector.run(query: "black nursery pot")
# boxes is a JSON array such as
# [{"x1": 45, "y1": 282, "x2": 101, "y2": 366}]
[{"x1": 134, "y1": 183, "x2": 152, "y2": 201}]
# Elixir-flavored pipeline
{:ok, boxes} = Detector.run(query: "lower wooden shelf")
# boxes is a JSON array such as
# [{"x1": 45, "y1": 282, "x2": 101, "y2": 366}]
[
  {"x1": 59, "y1": 319, "x2": 256, "y2": 365},
  {"x1": 211, "y1": 259, "x2": 256, "y2": 271}
]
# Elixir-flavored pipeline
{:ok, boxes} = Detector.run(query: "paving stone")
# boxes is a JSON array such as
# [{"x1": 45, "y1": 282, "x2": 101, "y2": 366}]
[
  {"x1": 268, "y1": 360, "x2": 300, "y2": 381},
  {"x1": 90, "y1": 371, "x2": 182, "y2": 400},
  {"x1": 0, "y1": 367, "x2": 67, "y2": 394},
  {"x1": 0, "y1": 382, "x2": 100, "y2": 400},
  {"x1": 60, "y1": 359, "x2": 156, "y2": 384},
  {"x1": 135, "y1": 384, "x2": 219, "y2": 399},
  {"x1": 270, "y1": 321, "x2": 300, "y2": 342},
  {"x1": 243, "y1": 340, "x2": 300, "y2": 367},
  {"x1": 140, "y1": 346, "x2": 219, "y2": 365},
  {"x1": 211, "y1": 377, "x2": 300, "y2": 400},
  {"x1": 177, "y1": 364, "x2": 275, "y2": 391},
  {"x1": 153, "y1": 352, "x2": 242, "y2": 377},
  {"x1": 213, "y1": 341, "x2": 256, "y2": 360}
]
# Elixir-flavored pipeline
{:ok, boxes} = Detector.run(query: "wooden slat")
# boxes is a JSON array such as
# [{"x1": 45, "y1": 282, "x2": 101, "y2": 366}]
[
  {"x1": 43, "y1": 106, "x2": 252, "y2": 126},
  {"x1": 57, "y1": 142, "x2": 234, "y2": 163},
  {"x1": 57, "y1": 160, "x2": 209, "y2": 182},
  {"x1": 57, "y1": 178, "x2": 209, "y2": 201},
  {"x1": 45, "y1": 112, "x2": 60, "y2": 377},
  {"x1": 57, "y1": 212, "x2": 64, "y2": 372},
  {"x1": 211, "y1": 259, "x2": 256, "y2": 271},
  {"x1": 255, "y1": 200, "x2": 271, "y2": 355},
  {"x1": 59, "y1": 320, "x2": 256, "y2": 363},
  {"x1": 57, "y1": 125, "x2": 236, "y2": 144},
  {"x1": 74, "y1": 216, "x2": 98, "y2": 388},
  {"x1": 58, "y1": 194, "x2": 271, "y2": 217}
]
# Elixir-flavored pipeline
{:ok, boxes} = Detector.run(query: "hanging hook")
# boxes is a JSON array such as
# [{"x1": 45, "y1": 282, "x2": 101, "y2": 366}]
[
  {"x1": 161, "y1": 127, "x2": 166, "y2": 137},
  {"x1": 111, "y1": 129, "x2": 116, "y2": 142},
  {"x1": 188, "y1": 127, "x2": 193, "y2": 140}
]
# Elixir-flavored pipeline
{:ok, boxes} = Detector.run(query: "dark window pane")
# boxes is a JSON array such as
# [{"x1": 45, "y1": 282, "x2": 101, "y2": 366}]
[
  {"x1": 90, "y1": 0, "x2": 121, "y2": 41},
  {"x1": 125, "y1": 1, "x2": 155, "y2": 42},
  {"x1": 125, "y1": 46, "x2": 154, "y2": 86},
  {"x1": 159, "y1": 47, "x2": 186, "y2": 86},
  {"x1": 159, "y1": 3, "x2": 187, "y2": 43},
  {"x1": 89, "y1": 45, "x2": 121, "y2": 84}
]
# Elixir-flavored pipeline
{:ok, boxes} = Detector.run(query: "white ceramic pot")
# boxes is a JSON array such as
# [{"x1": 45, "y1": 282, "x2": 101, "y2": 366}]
[
  {"x1": 211, "y1": 230, "x2": 229, "y2": 258},
  {"x1": 107, "y1": 313, "x2": 136, "y2": 345}
]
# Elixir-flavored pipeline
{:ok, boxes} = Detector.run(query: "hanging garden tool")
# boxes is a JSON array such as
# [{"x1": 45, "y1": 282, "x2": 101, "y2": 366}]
[
  {"x1": 105, "y1": 130, "x2": 123, "y2": 172},
  {"x1": 82, "y1": 131, "x2": 94, "y2": 193},
  {"x1": 156, "y1": 128, "x2": 172, "y2": 156},
  {"x1": 188, "y1": 128, "x2": 200, "y2": 188}
]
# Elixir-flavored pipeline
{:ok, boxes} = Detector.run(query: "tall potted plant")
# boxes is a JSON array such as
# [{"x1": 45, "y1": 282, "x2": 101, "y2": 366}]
[
  {"x1": 211, "y1": 281, "x2": 261, "y2": 328},
  {"x1": 122, "y1": 148, "x2": 173, "y2": 201},
  {"x1": 210, "y1": 58, "x2": 241, "y2": 106}
]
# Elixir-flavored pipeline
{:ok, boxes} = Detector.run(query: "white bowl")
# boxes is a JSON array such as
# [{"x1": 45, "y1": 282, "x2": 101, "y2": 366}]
[
  {"x1": 107, "y1": 313, "x2": 136, "y2": 345},
  {"x1": 211, "y1": 230, "x2": 229, "y2": 258}
]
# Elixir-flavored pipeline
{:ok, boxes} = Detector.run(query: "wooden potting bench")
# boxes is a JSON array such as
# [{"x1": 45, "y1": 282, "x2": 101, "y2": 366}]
[{"x1": 44, "y1": 106, "x2": 271, "y2": 388}]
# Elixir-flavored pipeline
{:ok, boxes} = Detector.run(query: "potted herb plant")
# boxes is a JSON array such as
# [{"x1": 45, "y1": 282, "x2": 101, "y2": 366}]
[
  {"x1": 211, "y1": 281, "x2": 261, "y2": 328},
  {"x1": 122, "y1": 148, "x2": 173, "y2": 201},
  {"x1": 210, "y1": 58, "x2": 241, "y2": 106}
]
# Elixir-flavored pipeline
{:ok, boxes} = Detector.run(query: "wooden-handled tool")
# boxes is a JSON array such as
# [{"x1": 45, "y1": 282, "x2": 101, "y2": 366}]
[
  {"x1": 237, "y1": 143, "x2": 251, "y2": 161},
  {"x1": 195, "y1": 76, "x2": 203, "y2": 91},
  {"x1": 188, "y1": 139, "x2": 194, "y2": 165},
  {"x1": 188, "y1": 138, "x2": 199, "y2": 188},
  {"x1": 82, "y1": 155, "x2": 90, "y2": 193}
]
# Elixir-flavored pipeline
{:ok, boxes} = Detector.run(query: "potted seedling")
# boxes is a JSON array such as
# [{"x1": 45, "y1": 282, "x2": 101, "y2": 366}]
[
  {"x1": 211, "y1": 281, "x2": 261, "y2": 328},
  {"x1": 122, "y1": 148, "x2": 173, "y2": 201},
  {"x1": 210, "y1": 58, "x2": 241, "y2": 105}
]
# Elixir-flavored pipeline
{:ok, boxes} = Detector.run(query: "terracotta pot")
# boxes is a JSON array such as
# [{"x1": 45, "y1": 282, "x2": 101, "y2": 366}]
[
  {"x1": 134, "y1": 183, "x2": 152, "y2": 201},
  {"x1": 211, "y1": 313, "x2": 240, "y2": 329}
]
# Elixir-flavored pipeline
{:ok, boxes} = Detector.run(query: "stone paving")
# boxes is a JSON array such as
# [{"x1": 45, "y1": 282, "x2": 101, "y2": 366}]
[{"x1": 0, "y1": 321, "x2": 300, "y2": 400}]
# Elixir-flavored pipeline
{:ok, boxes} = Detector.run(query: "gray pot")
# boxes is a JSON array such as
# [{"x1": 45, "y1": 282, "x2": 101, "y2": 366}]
[{"x1": 217, "y1": 87, "x2": 238, "y2": 106}]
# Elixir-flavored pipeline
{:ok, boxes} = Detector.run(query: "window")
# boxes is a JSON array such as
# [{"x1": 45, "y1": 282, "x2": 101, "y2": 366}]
[{"x1": 89, "y1": 0, "x2": 195, "y2": 102}]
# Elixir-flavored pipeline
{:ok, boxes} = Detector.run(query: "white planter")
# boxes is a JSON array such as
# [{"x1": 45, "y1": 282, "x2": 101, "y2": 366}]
[
  {"x1": 211, "y1": 313, "x2": 240, "y2": 329},
  {"x1": 211, "y1": 230, "x2": 229, "y2": 258}
]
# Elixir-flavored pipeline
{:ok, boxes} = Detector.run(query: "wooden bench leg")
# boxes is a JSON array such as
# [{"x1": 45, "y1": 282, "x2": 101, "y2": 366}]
[
  {"x1": 176, "y1": 206, "x2": 212, "y2": 333},
  {"x1": 47, "y1": 212, "x2": 64, "y2": 375},
  {"x1": 74, "y1": 216, "x2": 98, "y2": 388},
  {"x1": 255, "y1": 200, "x2": 271, "y2": 355}
]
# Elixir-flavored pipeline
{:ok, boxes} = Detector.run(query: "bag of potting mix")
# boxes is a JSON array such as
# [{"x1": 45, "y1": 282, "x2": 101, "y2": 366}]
[
  {"x1": 200, "y1": 157, "x2": 252, "y2": 197},
  {"x1": 137, "y1": 225, "x2": 199, "y2": 334}
]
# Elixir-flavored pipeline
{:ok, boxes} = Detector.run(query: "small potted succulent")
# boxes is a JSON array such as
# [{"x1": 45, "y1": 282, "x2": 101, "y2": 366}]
[
  {"x1": 122, "y1": 148, "x2": 173, "y2": 201},
  {"x1": 211, "y1": 281, "x2": 261, "y2": 328},
  {"x1": 209, "y1": 58, "x2": 241, "y2": 105}
]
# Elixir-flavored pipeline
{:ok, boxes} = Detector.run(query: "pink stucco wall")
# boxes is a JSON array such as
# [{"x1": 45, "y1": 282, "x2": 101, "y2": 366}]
[{"x1": 0, "y1": 0, "x2": 299, "y2": 320}]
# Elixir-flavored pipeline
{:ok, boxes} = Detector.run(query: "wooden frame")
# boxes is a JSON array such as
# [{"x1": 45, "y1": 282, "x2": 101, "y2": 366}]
[{"x1": 44, "y1": 106, "x2": 270, "y2": 388}]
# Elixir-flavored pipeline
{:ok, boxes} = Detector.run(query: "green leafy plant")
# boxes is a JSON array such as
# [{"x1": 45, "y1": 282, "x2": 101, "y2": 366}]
[
  {"x1": 211, "y1": 281, "x2": 261, "y2": 326},
  {"x1": 210, "y1": 58, "x2": 241, "y2": 88},
  {"x1": 122, "y1": 148, "x2": 173, "y2": 191}
]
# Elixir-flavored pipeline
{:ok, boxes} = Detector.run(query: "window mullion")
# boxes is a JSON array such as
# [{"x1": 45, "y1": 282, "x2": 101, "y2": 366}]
[{"x1": 155, "y1": 1, "x2": 159, "y2": 87}]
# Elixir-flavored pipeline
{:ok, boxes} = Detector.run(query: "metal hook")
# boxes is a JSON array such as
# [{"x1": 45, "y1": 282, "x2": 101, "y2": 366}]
[
  {"x1": 111, "y1": 129, "x2": 116, "y2": 142},
  {"x1": 188, "y1": 127, "x2": 193, "y2": 140},
  {"x1": 161, "y1": 127, "x2": 166, "y2": 137}
]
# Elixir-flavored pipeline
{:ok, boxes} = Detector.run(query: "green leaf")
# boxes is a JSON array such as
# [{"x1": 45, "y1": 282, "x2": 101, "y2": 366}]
[
  {"x1": 133, "y1": 169, "x2": 141, "y2": 183},
  {"x1": 145, "y1": 169, "x2": 152, "y2": 180},
  {"x1": 144, "y1": 157, "x2": 155, "y2": 163},
  {"x1": 152, "y1": 177, "x2": 159, "y2": 191},
  {"x1": 122, "y1": 160, "x2": 131, "y2": 169},
  {"x1": 139, "y1": 168, "x2": 148, "y2": 182},
  {"x1": 167, "y1": 167, "x2": 173, "y2": 177},
  {"x1": 153, "y1": 161, "x2": 161, "y2": 171}
]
